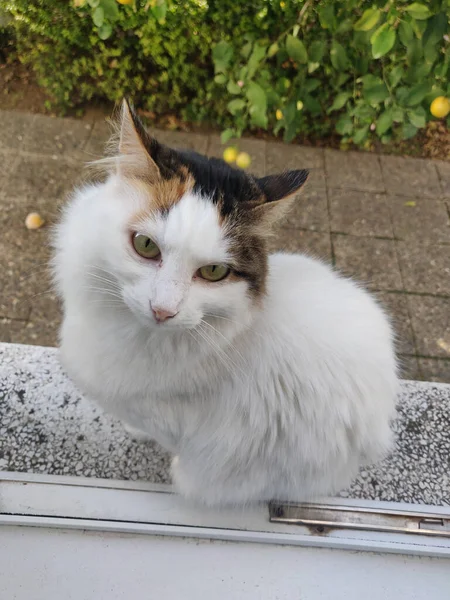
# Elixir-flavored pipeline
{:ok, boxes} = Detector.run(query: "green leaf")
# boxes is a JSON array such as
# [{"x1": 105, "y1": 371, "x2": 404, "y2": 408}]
[
  {"x1": 87, "y1": 0, "x2": 100, "y2": 7},
  {"x1": 405, "y1": 82, "x2": 430, "y2": 106},
  {"x1": 407, "y1": 106, "x2": 426, "y2": 128},
  {"x1": 241, "y1": 42, "x2": 253, "y2": 59},
  {"x1": 318, "y1": 4, "x2": 336, "y2": 30},
  {"x1": 405, "y1": 3, "x2": 432, "y2": 20},
  {"x1": 330, "y1": 41, "x2": 349, "y2": 71},
  {"x1": 352, "y1": 125, "x2": 370, "y2": 144},
  {"x1": 100, "y1": 0, "x2": 119, "y2": 21},
  {"x1": 423, "y1": 13, "x2": 448, "y2": 48},
  {"x1": 402, "y1": 122, "x2": 418, "y2": 139},
  {"x1": 396, "y1": 86, "x2": 410, "y2": 105},
  {"x1": 286, "y1": 35, "x2": 308, "y2": 64},
  {"x1": 212, "y1": 41, "x2": 234, "y2": 73},
  {"x1": 376, "y1": 109, "x2": 393, "y2": 135},
  {"x1": 151, "y1": 2, "x2": 167, "y2": 22},
  {"x1": 249, "y1": 107, "x2": 268, "y2": 129},
  {"x1": 92, "y1": 6, "x2": 104, "y2": 27},
  {"x1": 303, "y1": 78, "x2": 321, "y2": 92},
  {"x1": 220, "y1": 129, "x2": 235, "y2": 144},
  {"x1": 309, "y1": 40, "x2": 326, "y2": 63},
  {"x1": 267, "y1": 42, "x2": 279, "y2": 58},
  {"x1": 247, "y1": 44, "x2": 267, "y2": 77},
  {"x1": 371, "y1": 24, "x2": 396, "y2": 59},
  {"x1": 327, "y1": 92, "x2": 351, "y2": 113},
  {"x1": 246, "y1": 82, "x2": 267, "y2": 113},
  {"x1": 354, "y1": 8, "x2": 381, "y2": 32},
  {"x1": 399, "y1": 21, "x2": 414, "y2": 46},
  {"x1": 227, "y1": 81, "x2": 241, "y2": 95},
  {"x1": 392, "y1": 106, "x2": 405, "y2": 122},
  {"x1": 227, "y1": 98, "x2": 246, "y2": 115},
  {"x1": 389, "y1": 65, "x2": 404, "y2": 88},
  {"x1": 335, "y1": 115, "x2": 353, "y2": 135},
  {"x1": 406, "y1": 38, "x2": 422, "y2": 64},
  {"x1": 364, "y1": 80, "x2": 389, "y2": 104},
  {"x1": 411, "y1": 18, "x2": 427, "y2": 39},
  {"x1": 214, "y1": 74, "x2": 227, "y2": 84},
  {"x1": 98, "y1": 22, "x2": 112, "y2": 40},
  {"x1": 303, "y1": 95, "x2": 322, "y2": 115}
]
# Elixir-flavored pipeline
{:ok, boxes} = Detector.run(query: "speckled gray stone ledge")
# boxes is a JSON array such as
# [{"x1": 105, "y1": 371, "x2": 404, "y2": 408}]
[{"x1": 0, "y1": 342, "x2": 449, "y2": 506}]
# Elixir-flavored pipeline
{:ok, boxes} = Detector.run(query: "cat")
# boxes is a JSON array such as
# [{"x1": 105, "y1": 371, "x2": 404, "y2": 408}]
[{"x1": 52, "y1": 100, "x2": 399, "y2": 506}]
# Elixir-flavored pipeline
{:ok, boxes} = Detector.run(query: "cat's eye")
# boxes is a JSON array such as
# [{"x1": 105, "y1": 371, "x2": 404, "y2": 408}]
[
  {"x1": 132, "y1": 233, "x2": 160, "y2": 259},
  {"x1": 198, "y1": 264, "x2": 230, "y2": 282}
]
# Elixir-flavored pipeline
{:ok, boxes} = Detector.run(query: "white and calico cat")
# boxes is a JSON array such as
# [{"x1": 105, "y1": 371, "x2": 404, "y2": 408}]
[{"x1": 53, "y1": 100, "x2": 399, "y2": 506}]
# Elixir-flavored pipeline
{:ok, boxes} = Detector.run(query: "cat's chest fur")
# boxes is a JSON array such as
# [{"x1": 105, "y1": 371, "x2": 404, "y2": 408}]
[{"x1": 60, "y1": 309, "x2": 241, "y2": 451}]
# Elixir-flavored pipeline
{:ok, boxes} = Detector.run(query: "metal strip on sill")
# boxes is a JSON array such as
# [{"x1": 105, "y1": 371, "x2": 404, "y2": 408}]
[{"x1": 269, "y1": 502, "x2": 450, "y2": 538}]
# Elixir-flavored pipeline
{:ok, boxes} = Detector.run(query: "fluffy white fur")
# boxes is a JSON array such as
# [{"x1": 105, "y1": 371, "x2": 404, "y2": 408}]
[{"x1": 53, "y1": 174, "x2": 399, "y2": 507}]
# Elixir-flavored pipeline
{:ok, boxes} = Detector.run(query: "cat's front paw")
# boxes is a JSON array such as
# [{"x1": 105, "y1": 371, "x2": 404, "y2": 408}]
[{"x1": 123, "y1": 423, "x2": 153, "y2": 443}]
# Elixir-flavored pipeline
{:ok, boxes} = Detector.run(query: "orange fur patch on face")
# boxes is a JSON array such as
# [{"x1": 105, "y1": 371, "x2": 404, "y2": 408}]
[
  {"x1": 129, "y1": 166, "x2": 195, "y2": 227},
  {"x1": 152, "y1": 167, "x2": 195, "y2": 212}
]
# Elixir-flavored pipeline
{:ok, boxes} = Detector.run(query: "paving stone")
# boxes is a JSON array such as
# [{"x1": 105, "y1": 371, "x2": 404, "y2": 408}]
[
  {"x1": 380, "y1": 155, "x2": 441, "y2": 198},
  {"x1": 418, "y1": 358, "x2": 450, "y2": 384},
  {"x1": 208, "y1": 135, "x2": 266, "y2": 176},
  {"x1": 333, "y1": 235, "x2": 403, "y2": 290},
  {"x1": 267, "y1": 143, "x2": 325, "y2": 189},
  {"x1": 0, "y1": 110, "x2": 36, "y2": 151},
  {"x1": 389, "y1": 195, "x2": 450, "y2": 243},
  {"x1": 0, "y1": 149, "x2": 20, "y2": 190},
  {"x1": 0, "y1": 318, "x2": 29, "y2": 343},
  {"x1": 407, "y1": 295, "x2": 450, "y2": 358},
  {"x1": 279, "y1": 188, "x2": 329, "y2": 232},
  {"x1": 0, "y1": 198, "x2": 52, "y2": 320},
  {"x1": 83, "y1": 118, "x2": 112, "y2": 160},
  {"x1": 398, "y1": 355, "x2": 421, "y2": 380},
  {"x1": 268, "y1": 229, "x2": 332, "y2": 262},
  {"x1": 14, "y1": 310, "x2": 60, "y2": 348},
  {"x1": 1, "y1": 154, "x2": 84, "y2": 202},
  {"x1": 329, "y1": 189, "x2": 393, "y2": 237},
  {"x1": 325, "y1": 149, "x2": 384, "y2": 192},
  {"x1": 21, "y1": 114, "x2": 93, "y2": 160},
  {"x1": 375, "y1": 292, "x2": 416, "y2": 355},
  {"x1": 435, "y1": 160, "x2": 450, "y2": 197},
  {"x1": 156, "y1": 129, "x2": 209, "y2": 155},
  {"x1": 396, "y1": 242, "x2": 450, "y2": 296}
]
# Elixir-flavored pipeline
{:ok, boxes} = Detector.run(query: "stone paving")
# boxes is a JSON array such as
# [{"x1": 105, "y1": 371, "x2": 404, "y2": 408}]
[{"x1": 1, "y1": 109, "x2": 449, "y2": 382}]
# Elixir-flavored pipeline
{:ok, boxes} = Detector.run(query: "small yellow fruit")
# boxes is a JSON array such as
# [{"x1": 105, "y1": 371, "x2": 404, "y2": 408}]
[
  {"x1": 236, "y1": 152, "x2": 251, "y2": 169},
  {"x1": 296, "y1": 100, "x2": 303, "y2": 111},
  {"x1": 223, "y1": 146, "x2": 238, "y2": 163},
  {"x1": 25, "y1": 212, "x2": 45, "y2": 230},
  {"x1": 276, "y1": 109, "x2": 283, "y2": 120},
  {"x1": 430, "y1": 96, "x2": 450, "y2": 119},
  {"x1": 117, "y1": 0, "x2": 133, "y2": 5}
]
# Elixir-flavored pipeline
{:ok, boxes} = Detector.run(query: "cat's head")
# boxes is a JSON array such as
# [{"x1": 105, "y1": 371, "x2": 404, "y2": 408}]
[{"x1": 59, "y1": 100, "x2": 308, "y2": 332}]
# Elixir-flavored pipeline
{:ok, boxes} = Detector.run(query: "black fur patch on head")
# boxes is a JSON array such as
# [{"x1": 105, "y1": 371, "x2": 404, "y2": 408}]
[{"x1": 176, "y1": 150, "x2": 263, "y2": 216}]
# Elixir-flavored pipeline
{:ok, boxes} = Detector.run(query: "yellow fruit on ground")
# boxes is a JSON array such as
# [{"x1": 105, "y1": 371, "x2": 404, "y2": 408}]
[
  {"x1": 275, "y1": 109, "x2": 283, "y2": 120},
  {"x1": 117, "y1": 0, "x2": 133, "y2": 5},
  {"x1": 25, "y1": 212, "x2": 45, "y2": 230},
  {"x1": 236, "y1": 152, "x2": 251, "y2": 169},
  {"x1": 223, "y1": 146, "x2": 238, "y2": 163},
  {"x1": 430, "y1": 96, "x2": 450, "y2": 119}
]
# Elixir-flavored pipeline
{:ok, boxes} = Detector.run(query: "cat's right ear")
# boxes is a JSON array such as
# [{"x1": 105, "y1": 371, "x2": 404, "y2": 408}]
[{"x1": 116, "y1": 99, "x2": 161, "y2": 181}]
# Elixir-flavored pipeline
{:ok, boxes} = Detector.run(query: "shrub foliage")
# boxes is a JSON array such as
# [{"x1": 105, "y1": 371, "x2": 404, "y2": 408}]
[{"x1": 4, "y1": 0, "x2": 449, "y2": 146}]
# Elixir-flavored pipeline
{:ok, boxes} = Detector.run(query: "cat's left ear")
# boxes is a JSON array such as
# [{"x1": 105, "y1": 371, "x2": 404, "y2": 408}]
[
  {"x1": 116, "y1": 99, "x2": 161, "y2": 181},
  {"x1": 252, "y1": 170, "x2": 309, "y2": 224}
]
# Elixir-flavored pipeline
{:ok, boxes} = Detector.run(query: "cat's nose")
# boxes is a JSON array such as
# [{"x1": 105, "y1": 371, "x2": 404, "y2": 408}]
[{"x1": 151, "y1": 305, "x2": 178, "y2": 322}]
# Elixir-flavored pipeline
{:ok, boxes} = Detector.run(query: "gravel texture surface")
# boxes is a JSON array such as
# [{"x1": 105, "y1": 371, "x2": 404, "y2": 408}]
[{"x1": 1, "y1": 343, "x2": 448, "y2": 506}]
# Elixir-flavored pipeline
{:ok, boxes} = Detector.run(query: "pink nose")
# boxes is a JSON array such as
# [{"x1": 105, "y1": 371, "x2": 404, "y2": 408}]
[{"x1": 151, "y1": 306, "x2": 178, "y2": 322}]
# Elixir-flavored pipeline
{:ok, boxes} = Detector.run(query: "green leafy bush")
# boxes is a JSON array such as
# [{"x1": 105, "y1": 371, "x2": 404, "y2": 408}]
[{"x1": 4, "y1": 0, "x2": 449, "y2": 147}]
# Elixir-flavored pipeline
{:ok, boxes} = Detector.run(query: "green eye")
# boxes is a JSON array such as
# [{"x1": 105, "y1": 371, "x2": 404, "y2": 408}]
[
  {"x1": 199, "y1": 264, "x2": 230, "y2": 282},
  {"x1": 132, "y1": 233, "x2": 160, "y2": 259}
]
